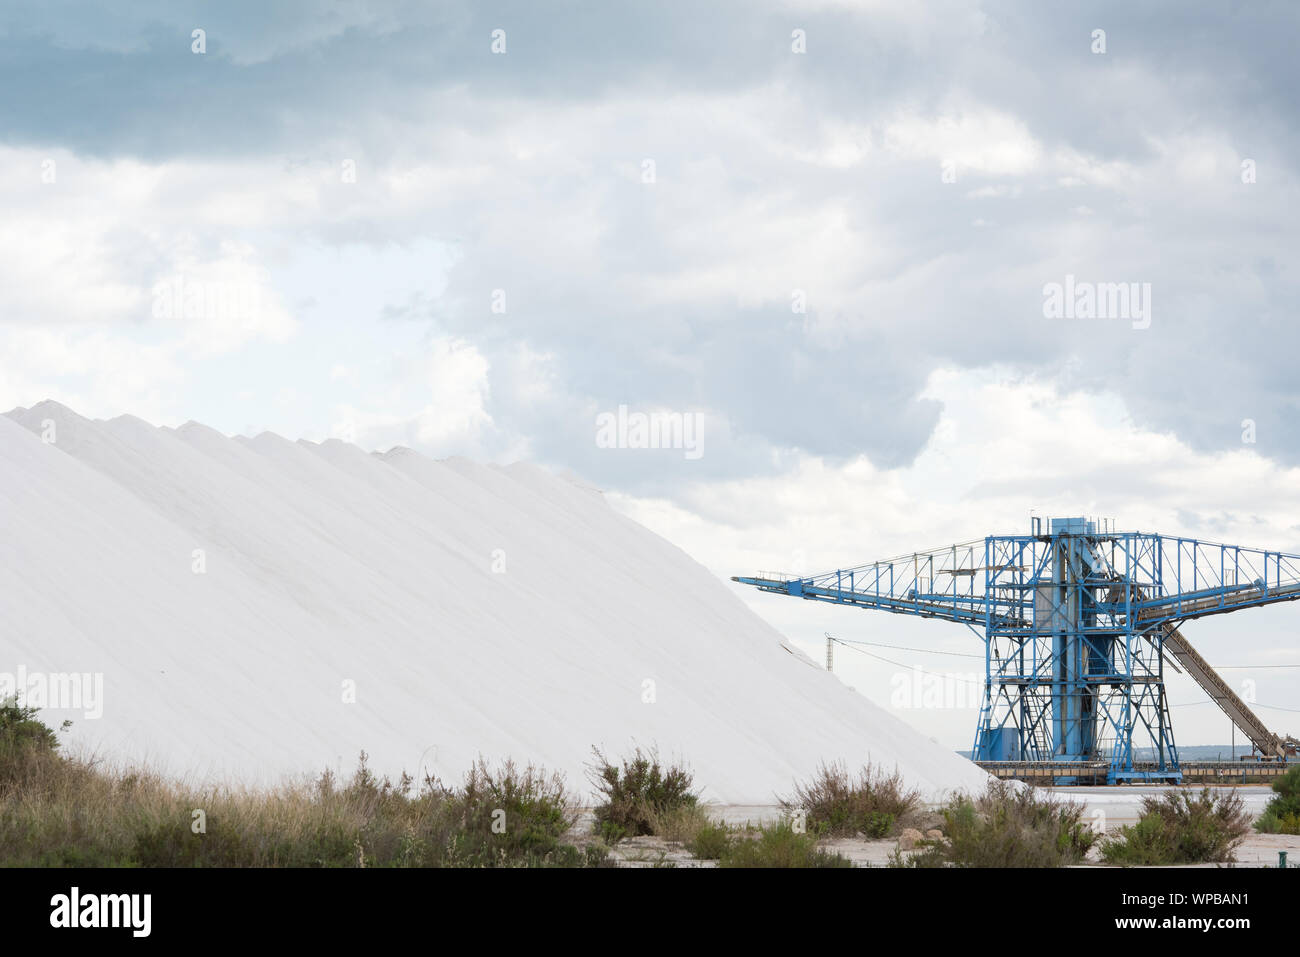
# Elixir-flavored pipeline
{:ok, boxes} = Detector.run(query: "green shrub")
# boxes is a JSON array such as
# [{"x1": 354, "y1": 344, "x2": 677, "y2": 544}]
[
  {"x1": 719, "y1": 819, "x2": 850, "y2": 868},
  {"x1": 687, "y1": 822, "x2": 732, "y2": 860},
  {"x1": 596, "y1": 820, "x2": 628, "y2": 844},
  {"x1": 1255, "y1": 809, "x2": 1300, "y2": 835},
  {"x1": 862, "y1": 812, "x2": 896, "y2": 838},
  {"x1": 450, "y1": 757, "x2": 578, "y2": 857},
  {"x1": 0, "y1": 698, "x2": 65, "y2": 752},
  {"x1": 1101, "y1": 788, "x2": 1251, "y2": 865},
  {"x1": 1255, "y1": 766, "x2": 1300, "y2": 834},
  {"x1": 582, "y1": 843, "x2": 617, "y2": 868},
  {"x1": 588, "y1": 747, "x2": 698, "y2": 841},
  {"x1": 902, "y1": 780, "x2": 1095, "y2": 868},
  {"x1": 0, "y1": 699, "x2": 70, "y2": 800},
  {"x1": 780, "y1": 762, "x2": 918, "y2": 838}
]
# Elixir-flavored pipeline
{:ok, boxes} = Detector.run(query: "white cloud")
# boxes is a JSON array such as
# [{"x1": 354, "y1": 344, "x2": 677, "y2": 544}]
[
  {"x1": 0, "y1": 147, "x2": 298, "y2": 350},
  {"x1": 335, "y1": 336, "x2": 495, "y2": 454},
  {"x1": 885, "y1": 106, "x2": 1042, "y2": 176}
]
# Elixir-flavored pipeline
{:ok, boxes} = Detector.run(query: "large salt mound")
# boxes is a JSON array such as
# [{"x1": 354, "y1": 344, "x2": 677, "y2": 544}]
[{"x1": 0, "y1": 401, "x2": 988, "y2": 802}]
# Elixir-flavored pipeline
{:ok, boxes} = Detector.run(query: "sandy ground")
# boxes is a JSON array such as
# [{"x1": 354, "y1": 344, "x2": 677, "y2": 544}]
[{"x1": 577, "y1": 786, "x2": 1300, "y2": 868}]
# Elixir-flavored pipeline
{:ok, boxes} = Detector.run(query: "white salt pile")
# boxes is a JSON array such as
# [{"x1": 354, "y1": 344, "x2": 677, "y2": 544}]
[{"x1": 0, "y1": 401, "x2": 988, "y2": 802}]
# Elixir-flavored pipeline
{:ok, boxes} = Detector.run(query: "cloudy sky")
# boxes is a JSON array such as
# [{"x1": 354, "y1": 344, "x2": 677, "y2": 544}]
[{"x1": 4, "y1": 0, "x2": 1299, "y2": 748}]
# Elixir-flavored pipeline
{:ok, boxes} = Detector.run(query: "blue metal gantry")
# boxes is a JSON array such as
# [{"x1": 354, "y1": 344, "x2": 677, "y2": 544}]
[{"x1": 734, "y1": 517, "x2": 1300, "y2": 783}]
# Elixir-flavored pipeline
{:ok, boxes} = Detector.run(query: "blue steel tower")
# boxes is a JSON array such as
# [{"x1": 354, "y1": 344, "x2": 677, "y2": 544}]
[{"x1": 734, "y1": 517, "x2": 1300, "y2": 782}]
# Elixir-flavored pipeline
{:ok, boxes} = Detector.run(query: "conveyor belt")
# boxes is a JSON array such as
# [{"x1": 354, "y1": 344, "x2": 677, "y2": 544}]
[{"x1": 1160, "y1": 621, "x2": 1286, "y2": 758}]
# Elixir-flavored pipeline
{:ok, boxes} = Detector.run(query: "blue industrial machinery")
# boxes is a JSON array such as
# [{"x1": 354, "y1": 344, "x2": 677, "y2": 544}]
[{"x1": 734, "y1": 517, "x2": 1300, "y2": 783}]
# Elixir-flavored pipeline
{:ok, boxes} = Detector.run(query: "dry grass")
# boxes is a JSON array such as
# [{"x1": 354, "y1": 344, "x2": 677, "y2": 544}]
[
  {"x1": 647, "y1": 801, "x2": 715, "y2": 845},
  {"x1": 0, "y1": 708, "x2": 601, "y2": 868},
  {"x1": 719, "y1": 818, "x2": 850, "y2": 868}
]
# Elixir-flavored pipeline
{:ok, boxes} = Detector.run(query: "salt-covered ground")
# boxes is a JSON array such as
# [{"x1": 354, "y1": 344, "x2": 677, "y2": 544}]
[
  {"x1": 582, "y1": 790, "x2": 1300, "y2": 867},
  {"x1": 0, "y1": 401, "x2": 990, "y2": 804},
  {"x1": 600, "y1": 828, "x2": 1300, "y2": 868},
  {"x1": 1043, "y1": 784, "x2": 1277, "y2": 825}
]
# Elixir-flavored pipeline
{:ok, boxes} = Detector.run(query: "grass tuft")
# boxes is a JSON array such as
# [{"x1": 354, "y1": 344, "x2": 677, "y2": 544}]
[
  {"x1": 687, "y1": 821, "x2": 732, "y2": 860},
  {"x1": 719, "y1": 818, "x2": 850, "y2": 868}
]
